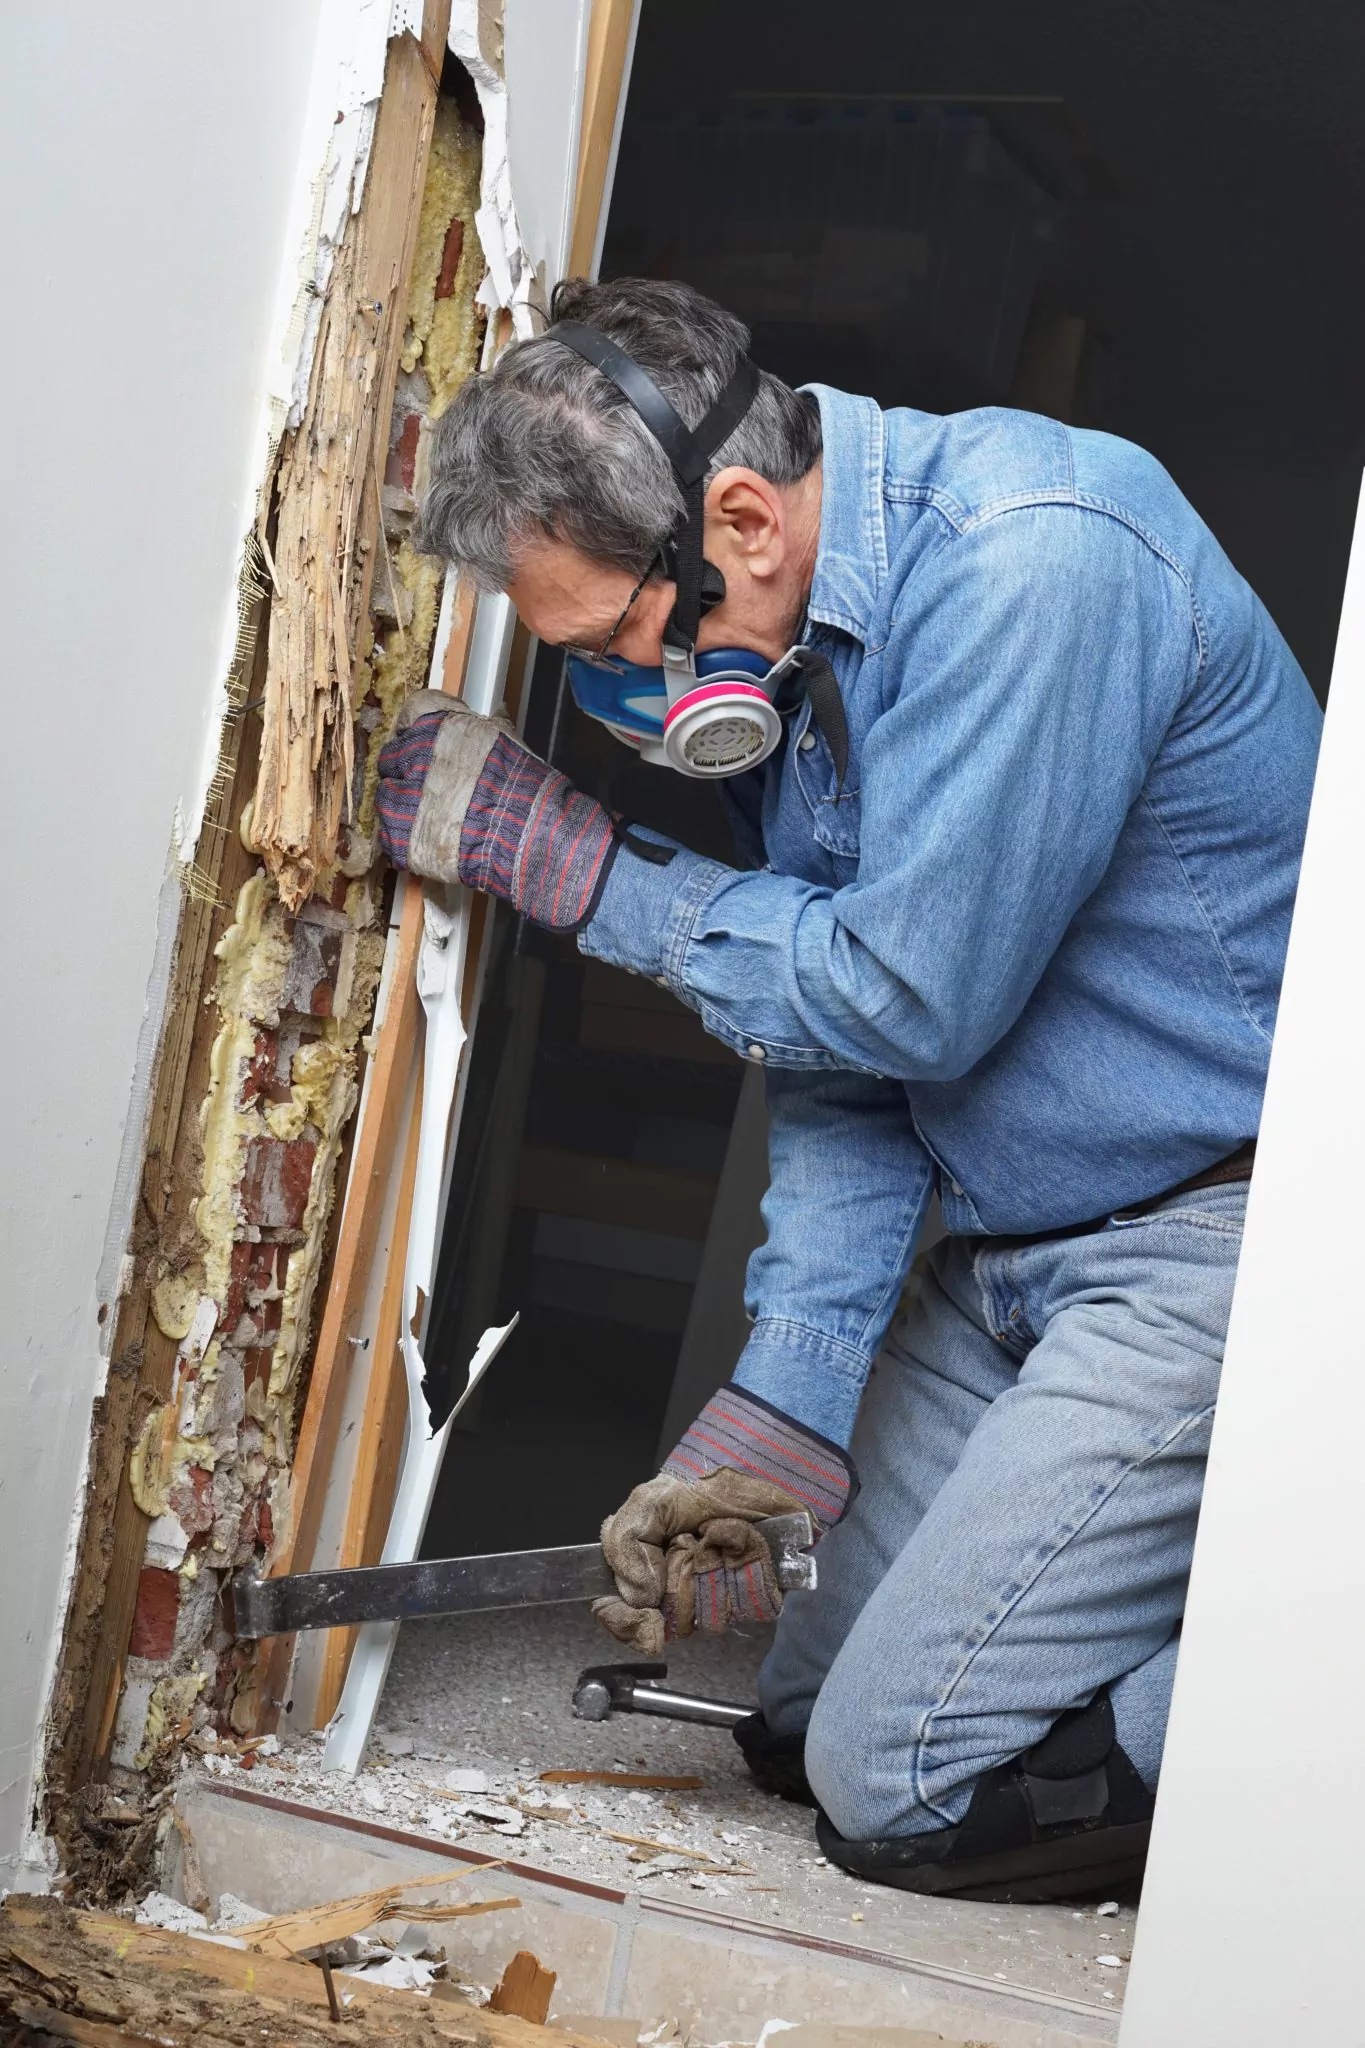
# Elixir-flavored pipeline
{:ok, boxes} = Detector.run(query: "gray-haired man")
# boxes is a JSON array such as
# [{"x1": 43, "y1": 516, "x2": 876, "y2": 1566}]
[{"x1": 377, "y1": 276, "x2": 1318, "y2": 1901}]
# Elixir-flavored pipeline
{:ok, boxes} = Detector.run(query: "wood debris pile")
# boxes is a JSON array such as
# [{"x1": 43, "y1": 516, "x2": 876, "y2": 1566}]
[{"x1": 0, "y1": 1893, "x2": 598, "y2": 2048}]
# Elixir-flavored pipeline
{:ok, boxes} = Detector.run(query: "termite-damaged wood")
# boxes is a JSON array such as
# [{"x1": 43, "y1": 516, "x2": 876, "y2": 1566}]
[
  {"x1": 0, "y1": 1895, "x2": 606, "y2": 2048},
  {"x1": 253, "y1": 21, "x2": 447, "y2": 912},
  {"x1": 45, "y1": 602, "x2": 270, "y2": 1845}
]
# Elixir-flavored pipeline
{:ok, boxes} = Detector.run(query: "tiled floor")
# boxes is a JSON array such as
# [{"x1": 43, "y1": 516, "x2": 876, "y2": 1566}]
[
  {"x1": 188, "y1": 1603, "x2": 1137, "y2": 2045},
  {"x1": 174, "y1": 1779, "x2": 1122, "y2": 2047}
]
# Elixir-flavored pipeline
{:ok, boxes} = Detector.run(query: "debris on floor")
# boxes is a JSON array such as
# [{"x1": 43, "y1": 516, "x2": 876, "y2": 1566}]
[
  {"x1": 0, "y1": 1893, "x2": 605, "y2": 2047},
  {"x1": 0, "y1": 1895, "x2": 999, "y2": 2048}
]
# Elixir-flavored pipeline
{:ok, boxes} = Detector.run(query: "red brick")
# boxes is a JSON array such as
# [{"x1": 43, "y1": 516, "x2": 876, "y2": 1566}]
[
  {"x1": 396, "y1": 410, "x2": 422, "y2": 492},
  {"x1": 435, "y1": 216, "x2": 464, "y2": 300},
  {"x1": 221, "y1": 1239, "x2": 280, "y2": 1333},
  {"x1": 237, "y1": 1489, "x2": 276, "y2": 1556},
  {"x1": 240, "y1": 1134, "x2": 317, "y2": 1232},
  {"x1": 242, "y1": 1346, "x2": 274, "y2": 1393},
  {"x1": 129, "y1": 1566, "x2": 180, "y2": 1660}
]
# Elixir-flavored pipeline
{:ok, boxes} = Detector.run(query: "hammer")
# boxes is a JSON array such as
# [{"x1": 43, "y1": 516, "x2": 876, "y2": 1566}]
[{"x1": 572, "y1": 1660, "x2": 758, "y2": 1729}]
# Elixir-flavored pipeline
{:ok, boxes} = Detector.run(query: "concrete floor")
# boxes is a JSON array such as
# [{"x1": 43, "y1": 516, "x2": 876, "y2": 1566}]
[{"x1": 226, "y1": 1602, "x2": 1136, "y2": 2035}]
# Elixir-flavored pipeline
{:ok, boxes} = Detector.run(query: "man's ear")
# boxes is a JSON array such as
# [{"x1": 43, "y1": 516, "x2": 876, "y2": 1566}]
[{"x1": 705, "y1": 467, "x2": 785, "y2": 580}]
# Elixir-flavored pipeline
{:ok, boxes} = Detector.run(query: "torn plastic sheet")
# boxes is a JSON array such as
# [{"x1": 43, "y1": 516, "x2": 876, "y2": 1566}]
[{"x1": 322, "y1": 594, "x2": 519, "y2": 1774}]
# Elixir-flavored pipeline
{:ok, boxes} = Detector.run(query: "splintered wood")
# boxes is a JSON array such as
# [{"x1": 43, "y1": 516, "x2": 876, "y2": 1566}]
[
  {"x1": 489, "y1": 1951, "x2": 557, "y2": 2025},
  {"x1": 0, "y1": 1896, "x2": 606, "y2": 2048},
  {"x1": 231, "y1": 1868, "x2": 519, "y2": 1958},
  {"x1": 253, "y1": 32, "x2": 438, "y2": 910}
]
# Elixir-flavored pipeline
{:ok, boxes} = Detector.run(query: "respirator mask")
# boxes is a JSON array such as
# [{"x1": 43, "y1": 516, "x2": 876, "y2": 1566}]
[{"x1": 552, "y1": 321, "x2": 810, "y2": 780}]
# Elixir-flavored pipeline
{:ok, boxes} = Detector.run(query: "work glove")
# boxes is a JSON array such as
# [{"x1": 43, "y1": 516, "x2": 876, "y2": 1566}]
[
  {"x1": 375, "y1": 691, "x2": 619, "y2": 932},
  {"x1": 594, "y1": 1386, "x2": 857, "y2": 1656}
]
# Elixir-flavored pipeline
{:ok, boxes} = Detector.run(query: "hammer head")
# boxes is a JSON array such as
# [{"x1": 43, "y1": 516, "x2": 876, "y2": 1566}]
[{"x1": 572, "y1": 1661, "x2": 668, "y2": 1722}]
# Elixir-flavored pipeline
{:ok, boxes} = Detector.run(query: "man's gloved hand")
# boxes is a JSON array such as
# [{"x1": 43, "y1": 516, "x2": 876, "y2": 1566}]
[
  {"x1": 594, "y1": 1386, "x2": 857, "y2": 1656},
  {"x1": 375, "y1": 690, "x2": 619, "y2": 932}
]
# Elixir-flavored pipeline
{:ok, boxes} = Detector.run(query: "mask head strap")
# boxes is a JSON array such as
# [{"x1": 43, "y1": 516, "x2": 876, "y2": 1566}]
[{"x1": 550, "y1": 321, "x2": 760, "y2": 657}]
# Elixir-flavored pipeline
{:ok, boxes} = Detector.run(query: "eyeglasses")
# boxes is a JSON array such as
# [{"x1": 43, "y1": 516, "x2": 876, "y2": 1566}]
[{"x1": 560, "y1": 559, "x2": 658, "y2": 668}]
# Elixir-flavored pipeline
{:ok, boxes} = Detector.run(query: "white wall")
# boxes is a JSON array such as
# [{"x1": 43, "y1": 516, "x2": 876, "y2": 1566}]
[
  {"x1": 1119, "y1": 485, "x2": 1365, "y2": 2040},
  {"x1": 0, "y1": 0, "x2": 328, "y2": 1884}
]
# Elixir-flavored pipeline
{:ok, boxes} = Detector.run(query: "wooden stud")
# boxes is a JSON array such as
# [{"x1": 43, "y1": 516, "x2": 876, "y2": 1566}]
[
  {"x1": 312, "y1": 1062, "x2": 424, "y2": 1725},
  {"x1": 570, "y1": 0, "x2": 638, "y2": 278}
]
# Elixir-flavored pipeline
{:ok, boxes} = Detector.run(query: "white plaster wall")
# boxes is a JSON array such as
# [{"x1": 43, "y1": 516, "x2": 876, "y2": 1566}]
[
  {"x1": 0, "y1": 0, "x2": 330, "y2": 1884},
  {"x1": 1118, "y1": 490, "x2": 1364, "y2": 2040}
]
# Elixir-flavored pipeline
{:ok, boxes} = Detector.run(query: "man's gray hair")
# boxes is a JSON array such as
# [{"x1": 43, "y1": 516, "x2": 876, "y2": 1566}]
[{"x1": 415, "y1": 277, "x2": 821, "y2": 588}]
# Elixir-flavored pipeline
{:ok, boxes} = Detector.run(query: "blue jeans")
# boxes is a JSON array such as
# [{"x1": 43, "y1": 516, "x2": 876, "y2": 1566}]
[{"x1": 757, "y1": 1182, "x2": 1248, "y2": 1841}]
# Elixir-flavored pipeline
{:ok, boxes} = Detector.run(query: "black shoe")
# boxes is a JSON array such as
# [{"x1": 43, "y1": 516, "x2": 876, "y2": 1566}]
[
  {"x1": 732, "y1": 1713, "x2": 816, "y2": 1805},
  {"x1": 816, "y1": 1693, "x2": 1153, "y2": 1904}
]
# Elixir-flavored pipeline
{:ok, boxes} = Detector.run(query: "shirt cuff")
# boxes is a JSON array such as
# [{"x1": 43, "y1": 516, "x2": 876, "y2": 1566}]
[
  {"x1": 731, "y1": 1317, "x2": 875, "y2": 1448},
  {"x1": 578, "y1": 833, "x2": 728, "y2": 988}
]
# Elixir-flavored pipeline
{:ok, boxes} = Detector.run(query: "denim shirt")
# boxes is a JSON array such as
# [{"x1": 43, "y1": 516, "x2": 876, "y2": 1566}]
[{"x1": 580, "y1": 386, "x2": 1322, "y2": 1445}]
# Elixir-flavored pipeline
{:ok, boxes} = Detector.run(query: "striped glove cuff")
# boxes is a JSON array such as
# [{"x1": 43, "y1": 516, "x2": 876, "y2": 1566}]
[
  {"x1": 663, "y1": 1385, "x2": 858, "y2": 1534},
  {"x1": 459, "y1": 732, "x2": 619, "y2": 932},
  {"x1": 375, "y1": 711, "x2": 446, "y2": 868}
]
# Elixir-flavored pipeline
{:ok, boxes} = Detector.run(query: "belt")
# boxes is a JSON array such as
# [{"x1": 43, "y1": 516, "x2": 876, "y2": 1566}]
[{"x1": 990, "y1": 1139, "x2": 1257, "y2": 1248}]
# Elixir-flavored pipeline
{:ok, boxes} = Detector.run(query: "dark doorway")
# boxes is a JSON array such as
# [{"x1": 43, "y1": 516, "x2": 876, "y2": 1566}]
[{"x1": 422, "y1": 0, "x2": 1364, "y2": 1560}]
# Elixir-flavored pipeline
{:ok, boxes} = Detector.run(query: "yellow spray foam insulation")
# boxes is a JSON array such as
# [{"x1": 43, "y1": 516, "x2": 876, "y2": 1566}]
[
  {"x1": 136, "y1": 1671, "x2": 206, "y2": 1769},
  {"x1": 150, "y1": 1269, "x2": 202, "y2": 1343},
  {"x1": 128, "y1": 1405, "x2": 218, "y2": 1520},
  {"x1": 400, "y1": 101, "x2": 486, "y2": 416},
  {"x1": 194, "y1": 875, "x2": 293, "y2": 1308},
  {"x1": 263, "y1": 1036, "x2": 353, "y2": 1144}
]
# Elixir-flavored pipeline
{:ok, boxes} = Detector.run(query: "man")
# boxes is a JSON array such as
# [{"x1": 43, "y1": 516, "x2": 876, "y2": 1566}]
[{"x1": 377, "y1": 276, "x2": 1320, "y2": 1901}]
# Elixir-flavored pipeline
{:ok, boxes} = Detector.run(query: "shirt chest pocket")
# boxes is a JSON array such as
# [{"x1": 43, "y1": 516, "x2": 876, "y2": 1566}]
[{"x1": 793, "y1": 706, "x2": 862, "y2": 866}]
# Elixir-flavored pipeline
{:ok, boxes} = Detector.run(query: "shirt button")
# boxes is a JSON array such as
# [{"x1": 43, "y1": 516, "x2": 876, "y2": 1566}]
[
  {"x1": 950, "y1": 1179, "x2": 964, "y2": 1196},
  {"x1": 655, "y1": 976, "x2": 668, "y2": 987},
  {"x1": 746, "y1": 1043, "x2": 767, "y2": 1061},
  {"x1": 798, "y1": 732, "x2": 817, "y2": 752}
]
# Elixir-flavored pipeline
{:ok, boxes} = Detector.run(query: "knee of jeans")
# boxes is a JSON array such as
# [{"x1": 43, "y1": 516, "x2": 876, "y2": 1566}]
[
  {"x1": 804, "y1": 1669, "x2": 985, "y2": 1841},
  {"x1": 803, "y1": 1685, "x2": 940, "y2": 1841},
  {"x1": 802, "y1": 1697, "x2": 867, "y2": 1838}
]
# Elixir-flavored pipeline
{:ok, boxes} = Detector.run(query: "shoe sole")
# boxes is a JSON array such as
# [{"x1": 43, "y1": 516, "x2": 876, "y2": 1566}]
[{"x1": 825, "y1": 1819, "x2": 1151, "y2": 1906}]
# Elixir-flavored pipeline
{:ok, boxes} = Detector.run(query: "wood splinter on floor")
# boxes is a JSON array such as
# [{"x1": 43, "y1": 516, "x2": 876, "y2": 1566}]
[{"x1": 538, "y1": 1770, "x2": 704, "y2": 1791}]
